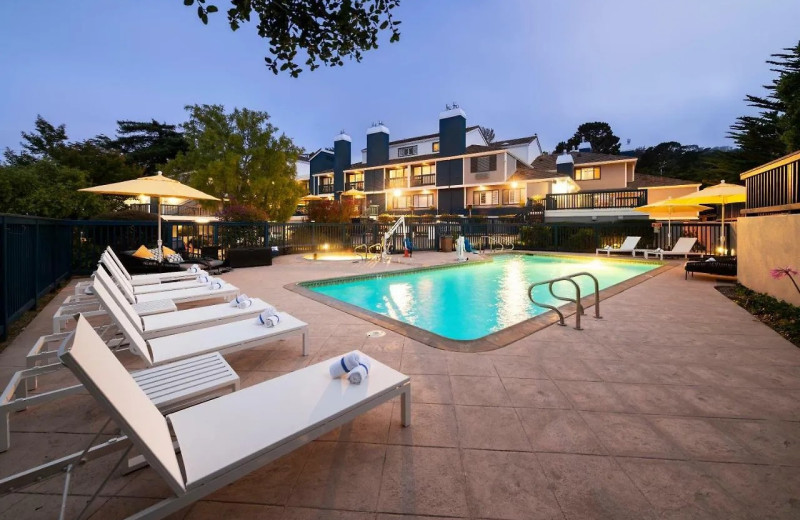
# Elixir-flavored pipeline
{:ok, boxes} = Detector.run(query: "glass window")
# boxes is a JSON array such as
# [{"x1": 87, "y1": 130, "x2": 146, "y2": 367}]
[
  {"x1": 472, "y1": 190, "x2": 499, "y2": 206},
  {"x1": 412, "y1": 164, "x2": 436, "y2": 176},
  {"x1": 398, "y1": 145, "x2": 418, "y2": 157},
  {"x1": 575, "y1": 167, "x2": 600, "y2": 180},
  {"x1": 348, "y1": 172, "x2": 364, "y2": 182},
  {"x1": 502, "y1": 188, "x2": 523, "y2": 204},
  {"x1": 432, "y1": 141, "x2": 440, "y2": 152},
  {"x1": 412, "y1": 194, "x2": 434, "y2": 208},
  {"x1": 388, "y1": 168, "x2": 406, "y2": 178}
]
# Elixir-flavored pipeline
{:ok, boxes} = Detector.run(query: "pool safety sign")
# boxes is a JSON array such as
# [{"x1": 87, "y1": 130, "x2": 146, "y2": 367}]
[{"x1": 652, "y1": 222, "x2": 662, "y2": 232}]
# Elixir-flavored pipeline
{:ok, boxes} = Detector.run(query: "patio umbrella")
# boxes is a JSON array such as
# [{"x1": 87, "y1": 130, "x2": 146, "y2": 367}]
[
  {"x1": 300, "y1": 194, "x2": 323, "y2": 202},
  {"x1": 341, "y1": 189, "x2": 365, "y2": 198},
  {"x1": 80, "y1": 171, "x2": 219, "y2": 257},
  {"x1": 634, "y1": 197, "x2": 711, "y2": 247},
  {"x1": 670, "y1": 181, "x2": 746, "y2": 252}
]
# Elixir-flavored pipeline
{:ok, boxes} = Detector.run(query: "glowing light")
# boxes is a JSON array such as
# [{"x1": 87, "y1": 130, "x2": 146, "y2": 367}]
[
  {"x1": 393, "y1": 189, "x2": 402, "y2": 197},
  {"x1": 195, "y1": 218, "x2": 211, "y2": 224},
  {"x1": 511, "y1": 182, "x2": 518, "y2": 188},
  {"x1": 322, "y1": 243, "x2": 330, "y2": 251},
  {"x1": 477, "y1": 185, "x2": 485, "y2": 191}
]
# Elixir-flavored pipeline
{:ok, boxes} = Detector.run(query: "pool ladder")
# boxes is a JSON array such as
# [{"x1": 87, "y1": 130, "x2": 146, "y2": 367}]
[
  {"x1": 527, "y1": 272, "x2": 602, "y2": 330},
  {"x1": 354, "y1": 243, "x2": 383, "y2": 262},
  {"x1": 478, "y1": 235, "x2": 515, "y2": 253}
]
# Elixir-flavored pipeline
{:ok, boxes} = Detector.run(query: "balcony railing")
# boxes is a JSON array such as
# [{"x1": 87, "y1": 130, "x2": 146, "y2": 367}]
[
  {"x1": 742, "y1": 154, "x2": 800, "y2": 214},
  {"x1": 545, "y1": 190, "x2": 648, "y2": 211},
  {"x1": 319, "y1": 184, "x2": 335, "y2": 194},
  {"x1": 128, "y1": 203, "x2": 216, "y2": 217},
  {"x1": 345, "y1": 181, "x2": 364, "y2": 191},
  {"x1": 387, "y1": 177, "x2": 407, "y2": 188},
  {"x1": 410, "y1": 174, "x2": 436, "y2": 187}
]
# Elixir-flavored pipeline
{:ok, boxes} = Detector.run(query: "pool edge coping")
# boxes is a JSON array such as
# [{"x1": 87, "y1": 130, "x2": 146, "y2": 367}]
[{"x1": 285, "y1": 253, "x2": 674, "y2": 353}]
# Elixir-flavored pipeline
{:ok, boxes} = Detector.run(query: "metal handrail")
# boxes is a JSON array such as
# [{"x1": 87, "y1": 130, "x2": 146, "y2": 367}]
[
  {"x1": 353, "y1": 244, "x2": 368, "y2": 261},
  {"x1": 527, "y1": 271, "x2": 602, "y2": 330}
]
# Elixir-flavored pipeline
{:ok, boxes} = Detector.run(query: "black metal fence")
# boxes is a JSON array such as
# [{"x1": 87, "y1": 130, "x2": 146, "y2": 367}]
[{"x1": 0, "y1": 214, "x2": 736, "y2": 340}]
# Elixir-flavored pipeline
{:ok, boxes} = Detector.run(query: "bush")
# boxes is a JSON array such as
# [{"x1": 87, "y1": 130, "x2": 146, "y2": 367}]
[
  {"x1": 306, "y1": 200, "x2": 358, "y2": 223},
  {"x1": 216, "y1": 204, "x2": 268, "y2": 222},
  {"x1": 725, "y1": 284, "x2": 800, "y2": 347},
  {"x1": 563, "y1": 228, "x2": 597, "y2": 252},
  {"x1": 519, "y1": 225, "x2": 553, "y2": 250},
  {"x1": 377, "y1": 213, "x2": 396, "y2": 224}
]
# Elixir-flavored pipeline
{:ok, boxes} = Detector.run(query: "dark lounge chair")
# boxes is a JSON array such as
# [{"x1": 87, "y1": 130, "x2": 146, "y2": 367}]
[{"x1": 685, "y1": 257, "x2": 737, "y2": 280}]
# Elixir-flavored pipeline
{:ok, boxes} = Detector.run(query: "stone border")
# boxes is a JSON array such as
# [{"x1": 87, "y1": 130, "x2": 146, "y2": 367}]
[{"x1": 286, "y1": 253, "x2": 674, "y2": 353}]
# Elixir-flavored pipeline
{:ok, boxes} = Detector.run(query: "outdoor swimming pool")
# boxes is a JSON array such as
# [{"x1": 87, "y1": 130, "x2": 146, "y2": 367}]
[{"x1": 307, "y1": 254, "x2": 660, "y2": 341}]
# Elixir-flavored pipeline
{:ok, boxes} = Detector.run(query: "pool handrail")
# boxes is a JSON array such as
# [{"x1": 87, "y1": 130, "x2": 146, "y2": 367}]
[{"x1": 527, "y1": 271, "x2": 602, "y2": 330}]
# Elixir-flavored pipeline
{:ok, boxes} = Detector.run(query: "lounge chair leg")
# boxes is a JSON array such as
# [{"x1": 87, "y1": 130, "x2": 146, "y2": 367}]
[
  {"x1": 400, "y1": 386, "x2": 411, "y2": 427},
  {"x1": 302, "y1": 330, "x2": 308, "y2": 356},
  {"x1": 0, "y1": 411, "x2": 9, "y2": 453}
]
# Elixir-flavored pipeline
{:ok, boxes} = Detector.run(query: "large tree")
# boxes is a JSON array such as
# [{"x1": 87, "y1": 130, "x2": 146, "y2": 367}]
[
  {"x1": 110, "y1": 120, "x2": 189, "y2": 174},
  {"x1": 631, "y1": 141, "x2": 738, "y2": 184},
  {"x1": 3, "y1": 115, "x2": 68, "y2": 166},
  {"x1": 555, "y1": 122, "x2": 621, "y2": 154},
  {"x1": 183, "y1": 0, "x2": 401, "y2": 77},
  {"x1": 164, "y1": 104, "x2": 305, "y2": 222}
]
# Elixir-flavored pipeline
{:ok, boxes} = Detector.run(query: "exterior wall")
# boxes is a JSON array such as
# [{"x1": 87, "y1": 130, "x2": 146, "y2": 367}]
[
  {"x1": 645, "y1": 186, "x2": 699, "y2": 204},
  {"x1": 366, "y1": 192, "x2": 386, "y2": 212},
  {"x1": 738, "y1": 214, "x2": 800, "y2": 306},
  {"x1": 626, "y1": 162, "x2": 634, "y2": 183},
  {"x1": 526, "y1": 182, "x2": 549, "y2": 199},
  {"x1": 310, "y1": 152, "x2": 334, "y2": 175},
  {"x1": 439, "y1": 113, "x2": 466, "y2": 157},
  {"x1": 465, "y1": 185, "x2": 526, "y2": 212},
  {"x1": 545, "y1": 209, "x2": 649, "y2": 223},
  {"x1": 574, "y1": 161, "x2": 630, "y2": 191},
  {"x1": 364, "y1": 168, "x2": 385, "y2": 192},
  {"x1": 462, "y1": 153, "x2": 505, "y2": 185},
  {"x1": 465, "y1": 128, "x2": 486, "y2": 147},
  {"x1": 366, "y1": 131, "x2": 390, "y2": 166},
  {"x1": 295, "y1": 160, "x2": 310, "y2": 181},
  {"x1": 333, "y1": 139, "x2": 351, "y2": 198},
  {"x1": 502, "y1": 142, "x2": 540, "y2": 164},
  {"x1": 436, "y1": 158, "x2": 463, "y2": 187},
  {"x1": 389, "y1": 138, "x2": 438, "y2": 159},
  {"x1": 438, "y1": 187, "x2": 466, "y2": 214}
]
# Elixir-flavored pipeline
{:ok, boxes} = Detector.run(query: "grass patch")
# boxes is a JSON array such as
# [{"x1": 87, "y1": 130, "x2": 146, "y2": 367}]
[{"x1": 717, "y1": 284, "x2": 800, "y2": 347}]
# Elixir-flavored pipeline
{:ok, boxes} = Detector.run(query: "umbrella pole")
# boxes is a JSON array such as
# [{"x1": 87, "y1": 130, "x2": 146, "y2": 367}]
[
  {"x1": 720, "y1": 201, "x2": 726, "y2": 254},
  {"x1": 157, "y1": 200, "x2": 163, "y2": 261}
]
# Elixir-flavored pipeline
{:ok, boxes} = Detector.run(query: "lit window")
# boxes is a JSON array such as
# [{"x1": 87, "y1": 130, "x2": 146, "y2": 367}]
[
  {"x1": 432, "y1": 141, "x2": 440, "y2": 152},
  {"x1": 412, "y1": 194, "x2": 434, "y2": 208},
  {"x1": 575, "y1": 167, "x2": 600, "y2": 180},
  {"x1": 398, "y1": 145, "x2": 418, "y2": 157},
  {"x1": 502, "y1": 188, "x2": 524, "y2": 204},
  {"x1": 473, "y1": 190, "x2": 499, "y2": 206}
]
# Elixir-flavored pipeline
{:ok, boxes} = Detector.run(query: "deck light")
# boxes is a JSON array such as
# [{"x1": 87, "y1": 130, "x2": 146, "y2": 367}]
[
  {"x1": 511, "y1": 182, "x2": 518, "y2": 188},
  {"x1": 323, "y1": 243, "x2": 330, "y2": 251},
  {"x1": 393, "y1": 189, "x2": 402, "y2": 197}
]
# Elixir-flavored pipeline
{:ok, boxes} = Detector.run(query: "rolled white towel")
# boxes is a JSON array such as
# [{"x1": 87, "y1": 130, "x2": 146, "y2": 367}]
[
  {"x1": 257, "y1": 306, "x2": 280, "y2": 327},
  {"x1": 84, "y1": 285, "x2": 95, "y2": 295},
  {"x1": 347, "y1": 356, "x2": 372, "y2": 385},
  {"x1": 705, "y1": 257, "x2": 717, "y2": 262},
  {"x1": 654, "y1": 248, "x2": 664, "y2": 253},
  {"x1": 196, "y1": 274, "x2": 210, "y2": 284},
  {"x1": 231, "y1": 293, "x2": 250, "y2": 307},
  {"x1": 329, "y1": 351, "x2": 361, "y2": 378},
  {"x1": 188, "y1": 264, "x2": 202, "y2": 273},
  {"x1": 208, "y1": 277, "x2": 223, "y2": 290}
]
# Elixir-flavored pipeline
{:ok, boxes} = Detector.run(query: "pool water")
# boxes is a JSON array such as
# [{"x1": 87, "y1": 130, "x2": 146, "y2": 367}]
[{"x1": 309, "y1": 254, "x2": 658, "y2": 341}]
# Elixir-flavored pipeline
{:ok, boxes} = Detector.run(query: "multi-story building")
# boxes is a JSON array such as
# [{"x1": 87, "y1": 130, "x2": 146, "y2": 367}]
[{"x1": 308, "y1": 108, "x2": 700, "y2": 222}]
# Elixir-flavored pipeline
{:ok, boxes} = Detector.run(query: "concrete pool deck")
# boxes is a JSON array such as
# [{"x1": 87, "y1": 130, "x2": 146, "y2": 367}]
[{"x1": 1, "y1": 251, "x2": 799, "y2": 519}]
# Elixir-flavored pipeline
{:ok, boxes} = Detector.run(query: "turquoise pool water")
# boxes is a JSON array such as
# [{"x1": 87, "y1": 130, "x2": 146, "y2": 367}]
[{"x1": 309, "y1": 255, "x2": 659, "y2": 341}]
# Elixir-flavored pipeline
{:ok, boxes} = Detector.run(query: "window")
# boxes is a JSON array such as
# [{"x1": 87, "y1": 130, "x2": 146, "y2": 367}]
[
  {"x1": 470, "y1": 155, "x2": 498, "y2": 173},
  {"x1": 387, "y1": 167, "x2": 405, "y2": 179},
  {"x1": 432, "y1": 141, "x2": 440, "y2": 152},
  {"x1": 398, "y1": 145, "x2": 418, "y2": 157},
  {"x1": 502, "y1": 188, "x2": 524, "y2": 205},
  {"x1": 412, "y1": 194, "x2": 434, "y2": 208},
  {"x1": 575, "y1": 166, "x2": 600, "y2": 180},
  {"x1": 473, "y1": 190, "x2": 499, "y2": 206},
  {"x1": 393, "y1": 195, "x2": 411, "y2": 209},
  {"x1": 348, "y1": 172, "x2": 364, "y2": 183},
  {"x1": 411, "y1": 164, "x2": 436, "y2": 176}
]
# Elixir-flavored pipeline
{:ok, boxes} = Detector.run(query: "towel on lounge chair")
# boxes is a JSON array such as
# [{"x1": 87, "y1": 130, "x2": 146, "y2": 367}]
[
  {"x1": 329, "y1": 351, "x2": 361, "y2": 378},
  {"x1": 208, "y1": 278, "x2": 223, "y2": 290},
  {"x1": 188, "y1": 264, "x2": 202, "y2": 273},
  {"x1": 257, "y1": 305, "x2": 280, "y2": 327},
  {"x1": 197, "y1": 274, "x2": 210, "y2": 284},
  {"x1": 231, "y1": 293, "x2": 252, "y2": 308},
  {"x1": 705, "y1": 257, "x2": 716, "y2": 262},
  {"x1": 348, "y1": 356, "x2": 372, "y2": 385},
  {"x1": 84, "y1": 285, "x2": 94, "y2": 295}
]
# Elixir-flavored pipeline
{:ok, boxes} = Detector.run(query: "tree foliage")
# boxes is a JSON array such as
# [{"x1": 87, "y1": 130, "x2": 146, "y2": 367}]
[
  {"x1": 305, "y1": 199, "x2": 358, "y2": 223},
  {"x1": 479, "y1": 126, "x2": 495, "y2": 144},
  {"x1": 109, "y1": 120, "x2": 189, "y2": 174},
  {"x1": 631, "y1": 142, "x2": 738, "y2": 184},
  {"x1": 164, "y1": 104, "x2": 305, "y2": 222},
  {"x1": 555, "y1": 122, "x2": 621, "y2": 154},
  {"x1": 183, "y1": 0, "x2": 401, "y2": 77}
]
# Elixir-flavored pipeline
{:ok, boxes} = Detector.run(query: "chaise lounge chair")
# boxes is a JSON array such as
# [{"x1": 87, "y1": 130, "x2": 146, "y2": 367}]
[
  {"x1": 55, "y1": 316, "x2": 410, "y2": 520},
  {"x1": 636, "y1": 237, "x2": 704, "y2": 260},
  {"x1": 100, "y1": 254, "x2": 209, "y2": 294},
  {"x1": 596, "y1": 236, "x2": 641, "y2": 256},
  {"x1": 685, "y1": 257, "x2": 737, "y2": 279},
  {"x1": 106, "y1": 247, "x2": 204, "y2": 285}
]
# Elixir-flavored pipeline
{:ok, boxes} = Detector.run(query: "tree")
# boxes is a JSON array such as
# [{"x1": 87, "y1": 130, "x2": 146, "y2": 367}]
[
  {"x1": 56, "y1": 137, "x2": 144, "y2": 186},
  {"x1": 632, "y1": 141, "x2": 739, "y2": 184},
  {"x1": 3, "y1": 115, "x2": 68, "y2": 166},
  {"x1": 555, "y1": 122, "x2": 621, "y2": 154},
  {"x1": 183, "y1": 0, "x2": 401, "y2": 77},
  {"x1": 110, "y1": 120, "x2": 189, "y2": 174},
  {"x1": 164, "y1": 104, "x2": 305, "y2": 222},
  {"x1": 479, "y1": 127, "x2": 495, "y2": 144},
  {"x1": 306, "y1": 199, "x2": 358, "y2": 223}
]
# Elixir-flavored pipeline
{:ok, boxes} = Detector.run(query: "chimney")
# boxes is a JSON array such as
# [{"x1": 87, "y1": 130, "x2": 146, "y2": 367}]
[
  {"x1": 333, "y1": 132, "x2": 351, "y2": 196},
  {"x1": 577, "y1": 141, "x2": 592, "y2": 152},
  {"x1": 556, "y1": 151, "x2": 574, "y2": 176},
  {"x1": 366, "y1": 123, "x2": 390, "y2": 166},
  {"x1": 438, "y1": 105, "x2": 467, "y2": 157}
]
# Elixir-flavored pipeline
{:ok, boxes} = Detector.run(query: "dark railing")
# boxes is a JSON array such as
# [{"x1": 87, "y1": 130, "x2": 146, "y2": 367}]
[
  {"x1": 127, "y1": 203, "x2": 216, "y2": 217},
  {"x1": 743, "y1": 156, "x2": 799, "y2": 214},
  {"x1": 345, "y1": 181, "x2": 364, "y2": 191},
  {"x1": 318, "y1": 184, "x2": 335, "y2": 194},
  {"x1": 0, "y1": 215, "x2": 72, "y2": 340},
  {"x1": 410, "y1": 174, "x2": 436, "y2": 187},
  {"x1": 546, "y1": 190, "x2": 648, "y2": 211},
  {"x1": 387, "y1": 177, "x2": 408, "y2": 188}
]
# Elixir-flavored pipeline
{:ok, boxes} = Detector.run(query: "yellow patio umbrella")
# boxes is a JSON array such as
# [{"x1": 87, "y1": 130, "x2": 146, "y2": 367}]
[
  {"x1": 300, "y1": 194, "x2": 323, "y2": 202},
  {"x1": 634, "y1": 197, "x2": 712, "y2": 247},
  {"x1": 80, "y1": 171, "x2": 220, "y2": 256},
  {"x1": 341, "y1": 189, "x2": 365, "y2": 198},
  {"x1": 670, "y1": 181, "x2": 746, "y2": 251}
]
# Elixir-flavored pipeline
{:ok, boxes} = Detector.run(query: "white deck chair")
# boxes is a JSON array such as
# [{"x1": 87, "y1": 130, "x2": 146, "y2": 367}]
[
  {"x1": 596, "y1": 236, "x2": 641, "y2": 256},
  {"x1": 93, "y1": 272, "x2": 270, "y2": 339},
  {"x1": 639, "y1": 237, "x2": 703, "y2": 260},
  {"x1": 106, "y1": 247, "x2": 203, "y2": 286},
  {"x1": 56, "y1": 316, "x2": 410, "y2": 520},
  {"x1": 100, "y1": 254, "x2": 207, "y2": 294}
]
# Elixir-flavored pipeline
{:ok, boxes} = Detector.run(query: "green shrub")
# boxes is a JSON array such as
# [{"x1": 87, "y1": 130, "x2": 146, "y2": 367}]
[
  {"x1": 728, "y1": 284, "x2": 800, "y2": 346},
  {"x1": 519, "y1": 225, "x2": 553, "y2": 250}
]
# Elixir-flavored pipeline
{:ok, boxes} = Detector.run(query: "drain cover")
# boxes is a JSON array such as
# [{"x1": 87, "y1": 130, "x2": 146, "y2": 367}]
[{"x1": 366, "y1": 330, "x2": 386, "y2": 338}]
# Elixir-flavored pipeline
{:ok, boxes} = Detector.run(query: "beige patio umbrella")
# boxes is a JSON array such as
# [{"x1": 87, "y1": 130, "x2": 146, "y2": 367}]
[
  {"x1": 80, "y1": 171, "x2": 220, "y2": 256},
  {"x1": 670, "y1": 181, "x2": 746, "y2": 251},
  {"x1": 300, "y1": 194, "x2": 323, "y2": 202},
  {"x1": 634, "y1": 197, "x2": 712, "y2": 247}
]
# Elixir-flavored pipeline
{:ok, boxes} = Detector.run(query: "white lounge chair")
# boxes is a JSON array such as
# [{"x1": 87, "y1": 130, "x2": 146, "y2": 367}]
[
  {"x1": 100, "y1": 254, "x2": 208, "y2": 294},
  {"x1": 93, "y1": 272, "x2": 269, "y2": 339},
  {"x1": 638, "y1": 237, "x2": 704, "y2": 260},
  {"x1": 106, "y1": 247, "x2": 205, "y2": 286},
  {"x1": 596, "y1": 236, "x2": 641, "y2": 256},
  {"x1": 55, "y1": 316, "x2": 410, "y2": 520}
]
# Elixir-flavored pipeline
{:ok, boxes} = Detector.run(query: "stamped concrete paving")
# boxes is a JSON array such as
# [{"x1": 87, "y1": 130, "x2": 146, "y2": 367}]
[{"x1": 1, "y1": 252, "x2": 799, "y2": 519}]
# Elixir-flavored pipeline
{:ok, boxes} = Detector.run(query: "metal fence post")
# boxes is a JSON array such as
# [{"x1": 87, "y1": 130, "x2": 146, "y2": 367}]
[{"x1": 33, "y1": 220, "x2": 40, "y2": 309}]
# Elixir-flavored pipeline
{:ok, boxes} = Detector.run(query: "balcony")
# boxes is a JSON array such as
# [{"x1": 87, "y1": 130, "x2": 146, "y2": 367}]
[
  {"x1": 545, "y1": 190, "x2": 647, "y2": 211},
  {"x1": 387, "y1": 177, "x2": 408, "y2": 189},
  {"x1": 128, "y1": 203, "x2": 216, "y2": 217},
  {"x1": 319, "y1": 184, "x2": 335, "y2": 194},
  {"x1": 410, "y1": 174, "x2": 436, "y2": 187},
  {"x1": 345, "y1": 181, "x2": 364, "y2": 191},
  {"x1": 742, "y1": 152, "x2": 800, "y2": 215}
]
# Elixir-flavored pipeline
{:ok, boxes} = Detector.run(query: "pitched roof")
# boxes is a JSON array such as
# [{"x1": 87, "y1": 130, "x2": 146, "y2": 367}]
[
  {"x1": 627, "y1": 173, "x2": 700, "y2": 189},
  {"x1": 346, "y1": 144, "x2": 500, "y2": 171},
  {"x1": 492, "y1": 135, "x2": 538, "y2": 148},
  {"x1": 387, "y1": 125, "x2": 481, "y2": 146},
  {"x1": 530, "y1": 151, "x2": 637, "y2": 173},
  {"x1": 509, "y1": 163, "x2": 568, "y2": 181}
]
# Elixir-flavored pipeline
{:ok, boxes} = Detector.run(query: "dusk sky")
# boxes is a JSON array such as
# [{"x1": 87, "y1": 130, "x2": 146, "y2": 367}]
[{"x1": 2, "y1": 1, "x2": 799, "y2": 160}]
